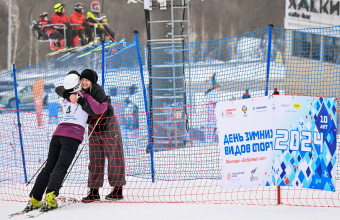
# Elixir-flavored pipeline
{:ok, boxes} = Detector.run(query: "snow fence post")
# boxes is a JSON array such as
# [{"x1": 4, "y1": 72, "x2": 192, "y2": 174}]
[
  {"x1": 265, "y1": 24, "x2": 273, "y2": 97},
  {"x1": 102, "y1": 40, "x2": 105, "y2": 88},
  {"x1": 265, "y1": 24, "x2": 281, "y2": 205},
  {"x1": 13, "y1": 64, "x2": 28, "y2": 183},
  {"x1": 133, "y1": 30, "x2": 155, "y2": 183}
]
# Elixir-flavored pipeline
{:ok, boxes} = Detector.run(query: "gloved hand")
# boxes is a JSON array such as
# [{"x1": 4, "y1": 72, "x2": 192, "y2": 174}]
[
  {"x1": 104, "y1": 95, "x2": 112, "y2": 105},
  {"x1": 77, "y1": 96, "x2": 86, "y2": 106},
  {"x1": 63, "y1": 91, "x2": 71, "y2": 100},
  {"x1": 62, "y1": 22, "x2": 72, "y2": 29},
  {"x1": 102, "y1": 19, "x2": 107, "y2": 23},
  {"x1": 82, "y1": 21, "x2": 90, "y2": 29}
]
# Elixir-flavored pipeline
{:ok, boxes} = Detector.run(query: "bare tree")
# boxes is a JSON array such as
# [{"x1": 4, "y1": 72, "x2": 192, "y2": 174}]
[{"x1": 11, "y1": 3, "x2": 20, "y2": 65}]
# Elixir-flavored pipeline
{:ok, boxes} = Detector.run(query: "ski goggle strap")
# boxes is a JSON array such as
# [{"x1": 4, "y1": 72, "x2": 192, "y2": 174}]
[
  {"x1": 92, "y1": 4, "x2": 100, "y2": 11},
  {"x1": 68, "y1": 80, "x2": 82, "y2": 93}
]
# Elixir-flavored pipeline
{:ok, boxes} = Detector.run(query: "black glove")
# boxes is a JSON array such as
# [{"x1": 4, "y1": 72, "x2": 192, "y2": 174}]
[
  {"x1": 82, "y1": 21, "x2": 90, "y2": 29},
  {"x1": 77, "y1": 96, "x2": 86, "y2": 106},
  {"x1": 62, "y1": 22, "x2": 72, "y2": 29},
  {"x1": 104, "y1": 95, "x2": 112, "y2": 105},
  {"x1": 63, "y1": 91, "x2": 71, "y2": 100}
]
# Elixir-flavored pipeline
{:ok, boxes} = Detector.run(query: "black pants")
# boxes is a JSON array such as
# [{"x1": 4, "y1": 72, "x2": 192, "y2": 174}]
[
  {"x1": 30, "y1": 136, "x2": 80, "y2": 201},
  {"x1": 79, "y1": 25, "x2": 94, "y2": 46},
  {"x1": 49, "y1": 32, "x2": 63, "y2": 42},
  {"x1": 49, "y1": 32, "x2": 64, "y2": 46},
  {"x1": 57, "y1": 29, "x2": 78, "y2": 47},
  {"x1": 95, "y1": 28, "x2": 106, "y2": 42}
]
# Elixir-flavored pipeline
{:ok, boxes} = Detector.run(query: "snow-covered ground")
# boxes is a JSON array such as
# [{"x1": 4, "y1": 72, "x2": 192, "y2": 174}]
[{"x1": 1, "y1": 199, "x2": 340, "y2": 220}]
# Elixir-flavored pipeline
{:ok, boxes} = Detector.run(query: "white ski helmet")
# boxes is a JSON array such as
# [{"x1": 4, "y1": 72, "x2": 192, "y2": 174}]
[{"x1": 64, "y1": 71, "x2": 82, "y2": 93}]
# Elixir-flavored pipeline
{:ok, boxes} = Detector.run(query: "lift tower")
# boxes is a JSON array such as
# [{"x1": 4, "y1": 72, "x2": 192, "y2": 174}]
[{"x1": 144, "y1": 0, "x2": 190, "y2": 151}]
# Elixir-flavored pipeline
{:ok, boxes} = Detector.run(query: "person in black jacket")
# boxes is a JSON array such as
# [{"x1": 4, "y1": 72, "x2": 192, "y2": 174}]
[{"x1": 55, "y1": 69, "x2": 126, "y2": 202}]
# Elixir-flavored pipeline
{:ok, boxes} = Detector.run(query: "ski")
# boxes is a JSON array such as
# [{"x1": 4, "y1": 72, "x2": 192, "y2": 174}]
[
  {"x1": 46, "y1": 47, "x2": 78, "y2": 56},
  {"x1": 8, "y1": 210, "x2": 33, "y2": 218},
  {"x1": 26, "y1": 197, "x2": 77, "y2": 218},
  {"x1": 76, "y1": 38, "x2": 125, "y2": 58},
  {"x1": 7, "y1": 196, "x2": 71, "y2": 218},
  {"x1": 69, "y1": 44, "x2": 93, "y2": 53}
]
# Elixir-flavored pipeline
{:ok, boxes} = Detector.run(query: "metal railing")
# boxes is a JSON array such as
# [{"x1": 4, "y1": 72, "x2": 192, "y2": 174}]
[{"x1": 30, "y1": 23, "x2": 109, "y2": 47}]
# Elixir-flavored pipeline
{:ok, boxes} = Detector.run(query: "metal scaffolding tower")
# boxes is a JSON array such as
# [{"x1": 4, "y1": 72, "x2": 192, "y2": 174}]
[{"x1": 144, "y1": 0, "x2": 190, "y2": 151}]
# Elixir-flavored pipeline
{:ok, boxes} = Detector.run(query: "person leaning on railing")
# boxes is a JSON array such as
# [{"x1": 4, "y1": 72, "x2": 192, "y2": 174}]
[
  {"x1": 55, "y1": 69, "x2": 126, "y2": 203},
  {"x1": 51, "y1": 3, "x2": 79, "y2": 48},
  {"x1": 70, "y1": 3, "x2": 95, "y2": 46},
  {"x1": 86, "y1": 1, "x2": 115, "y2": 42},
  {"x1": 38, "y1": 12, "x2": 65, "y2": 52}
]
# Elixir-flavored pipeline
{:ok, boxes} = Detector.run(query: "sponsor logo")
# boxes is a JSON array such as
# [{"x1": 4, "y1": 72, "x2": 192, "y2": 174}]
[
  {"x1": 227, "y1": 173, "x2": 231, "y2": 180},
  {"x1": 223, "y1": 108, "x2": 237, "y2": 118},
  {"x1": 281, "y1": 104, "x2": 290, "y2": 108},
  {"x1": 250, "y1": 167, "x2": 258, "y2": 181},
  {"x1": 250, "y1": 176, "x2": 259, "y2": 181},
  {"x1": 254, "y1": 106, "x2": 267, "y2": 112},
  {"x1": 231, "y1": 172, "x2": 244, "y2": 177},
  {"x1": 293, "y1": 103, "x2": 301, "y2": 109},
  {"x1": 225, "y1": 108, "x2": 236, "y2": 116},
  {"x1": 242, "y1": 105, "x2": 247, "y2": 117}
]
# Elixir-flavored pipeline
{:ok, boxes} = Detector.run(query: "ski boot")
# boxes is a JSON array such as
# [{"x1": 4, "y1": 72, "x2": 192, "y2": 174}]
[
  {"x1": 105, "y1": 187, "x2": 123, "y2": 201},
  {"x1": 58, "y1": 40, "x2": 65, "y2": 50},
  {"x1": 40, "y1": 191, "x2": 57, "y2": 212},
  {"x1": 23, "y1": 196, "x2": 42, "y2": 212},
  {"x1": 50, "y1": 42, "x2": 58, "y2": 52},
  {"x1": 81, "y1": 188, "x2": 100, "y2": 203}
]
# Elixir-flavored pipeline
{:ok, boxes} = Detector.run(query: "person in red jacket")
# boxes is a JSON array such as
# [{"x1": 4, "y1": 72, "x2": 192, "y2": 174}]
[
  {"x1": 38, "y1": 12, "x2": 65, "y2": 52},
  {"x1": 70, "y1": 3, "x2": 95, "y2": 46},
  {"x1": 51, "y1": 3, "x2": 79, "y2": 48}
]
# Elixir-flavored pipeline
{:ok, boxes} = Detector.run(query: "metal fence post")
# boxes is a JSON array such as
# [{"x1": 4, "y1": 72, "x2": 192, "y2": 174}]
[
  {"x1": 13, "y1": 64, "x2": 28, "y2": 183},
  {"x1": 265, "y1": 24, "x2": 273, "y2": 96},
  {"x1": 102, "y1": 41, "x2": 105, "y2": 88},
  {"x1": 133, "y1": 30, "x2": 155, "y2": 183},
  {"x1": 265, "y1": 25, "x2": 281, "y2": 205}
]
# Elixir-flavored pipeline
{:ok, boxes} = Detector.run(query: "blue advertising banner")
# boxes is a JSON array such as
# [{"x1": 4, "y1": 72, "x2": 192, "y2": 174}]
[
  {"x1": 272, "y1": 96, "x2": 337, "y2": 192},
  {"x1": 216, "y1": 95, "x2": 337, "y2": 191}
]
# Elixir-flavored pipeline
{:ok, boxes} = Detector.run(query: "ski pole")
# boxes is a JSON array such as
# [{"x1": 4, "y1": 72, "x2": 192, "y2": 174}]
[
  {"x1": 61, "y1": 113, "x2": 104, "y2": 187},
  {"x1": 26, "y1": 160, "x2": 47, "y2": 186}
]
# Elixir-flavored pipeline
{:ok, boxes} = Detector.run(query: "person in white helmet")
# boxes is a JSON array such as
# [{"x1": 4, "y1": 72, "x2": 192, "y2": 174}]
[{"x1": 25, "y1": 70, "x2": 109, "y2": 212}]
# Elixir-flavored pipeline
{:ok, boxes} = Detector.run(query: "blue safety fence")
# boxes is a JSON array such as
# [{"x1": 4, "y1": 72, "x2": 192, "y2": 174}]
[{"x1": 0, "y1": 25, "x2": 340, "y2": 187}]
